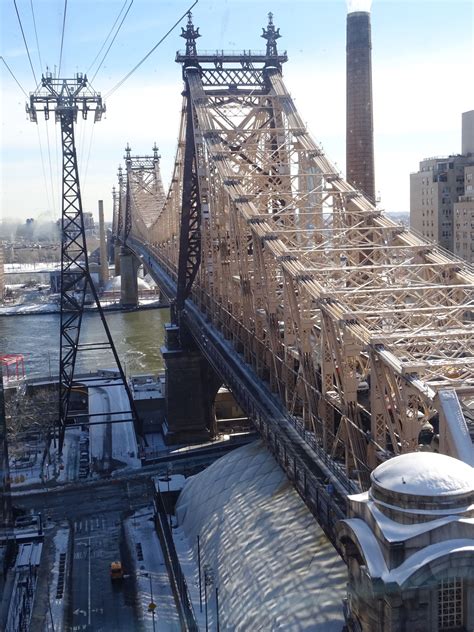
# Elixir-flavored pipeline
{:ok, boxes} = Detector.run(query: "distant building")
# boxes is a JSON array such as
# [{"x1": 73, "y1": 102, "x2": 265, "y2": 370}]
[
  {"x1": 83, "y1": 212, "x2": 95, "y2": 232},
  {"x1": 0, "y1": 245, "x2": 4, "y2": 301},
  {"x1": 410, "y1": 110, "x2": 474, "y2": 262},
  {"x1": 453, "y1": 165, "x2": 474, "y2": 263}
]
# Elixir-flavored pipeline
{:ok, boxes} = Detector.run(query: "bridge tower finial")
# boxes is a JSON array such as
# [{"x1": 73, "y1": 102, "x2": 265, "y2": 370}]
[
  {"x1": 181, "y1": 11, "x2": 201, "y2": 57},
  {"x1": 124, "y1": 143, "x2": 131, "y2": 164},
  {"x1": 261, "y1": 12, "x2": 281, "y2": 58},
  {"x1": 152, "y1": 143, "x2": 160, "y2": 162}
]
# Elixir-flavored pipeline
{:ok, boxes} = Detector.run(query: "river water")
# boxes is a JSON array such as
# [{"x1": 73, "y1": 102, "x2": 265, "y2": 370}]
[{"x1": 0, "y1": 308, "x2": 170, "y2": 379}]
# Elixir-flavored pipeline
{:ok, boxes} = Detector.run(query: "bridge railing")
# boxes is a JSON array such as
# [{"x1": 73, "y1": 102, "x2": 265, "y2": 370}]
[{"x1": 153, "y1": 489, "x2": 198, "y2": 632}]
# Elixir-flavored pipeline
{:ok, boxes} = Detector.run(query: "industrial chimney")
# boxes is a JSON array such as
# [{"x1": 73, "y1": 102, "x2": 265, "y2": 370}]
[{"x1": 346, "y1": 9, "x2": 375, "y2": 203}]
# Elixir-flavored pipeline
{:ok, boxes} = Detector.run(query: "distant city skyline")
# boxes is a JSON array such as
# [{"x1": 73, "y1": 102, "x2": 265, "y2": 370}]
[{"x1": 1, "y1": 0, "x2": 472, "y2": 222}]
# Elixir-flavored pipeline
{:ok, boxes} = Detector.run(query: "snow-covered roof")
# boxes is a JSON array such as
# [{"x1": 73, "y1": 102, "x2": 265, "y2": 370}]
[
  {"x1": 176, "y1": 440, "x2": 346, "y2": 631},
  {"x1": 371, "y1": 452, "x2": 474, "y2": 497},
  {"x1": 387, "y1": 539, "x2": 474, "y2": 586},
  {"x1": 341, "y1": 519, "x2": 474, "y2": 587}
]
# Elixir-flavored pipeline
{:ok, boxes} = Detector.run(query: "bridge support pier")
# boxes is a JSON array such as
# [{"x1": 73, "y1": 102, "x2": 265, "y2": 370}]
[
  {"x1": 120, "y1": 246, "x2": 140, "y2": 308},
  {"x1": 161, "y1": 324, "x2": 221, "y2": 444},
  {"x1": 113, "y1": 241, "x2": 120, "y2": 276}
]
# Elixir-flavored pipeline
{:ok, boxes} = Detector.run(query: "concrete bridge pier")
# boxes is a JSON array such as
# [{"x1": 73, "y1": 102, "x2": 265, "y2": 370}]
[
  {"x1": 161, "y1": 323, "x2": 221, "y2": 444},
  {"x1": 120, "y1": 246, "x2": 140, "y2": 308}
]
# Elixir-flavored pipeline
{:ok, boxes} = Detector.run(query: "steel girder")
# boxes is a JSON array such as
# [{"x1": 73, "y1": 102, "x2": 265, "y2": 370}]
[{"x1": 123, "y1": 44, "x2": 474, "y2": 485}]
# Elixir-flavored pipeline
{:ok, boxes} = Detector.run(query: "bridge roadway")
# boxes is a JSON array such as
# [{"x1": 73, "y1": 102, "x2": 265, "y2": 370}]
[{"x1": 130, "y1": 236, "x2": 359, "y2": 548}]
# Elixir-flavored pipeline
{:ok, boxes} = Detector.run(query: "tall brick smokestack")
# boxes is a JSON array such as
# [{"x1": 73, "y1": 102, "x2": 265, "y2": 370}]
[{"x1": 346, "y1": 10, "x2": 375, "y2": 203}]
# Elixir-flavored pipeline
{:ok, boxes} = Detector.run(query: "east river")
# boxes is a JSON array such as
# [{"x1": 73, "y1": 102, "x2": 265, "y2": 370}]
[{"x1": 0, "y1": 308, "x2": 170, "y2": 379}]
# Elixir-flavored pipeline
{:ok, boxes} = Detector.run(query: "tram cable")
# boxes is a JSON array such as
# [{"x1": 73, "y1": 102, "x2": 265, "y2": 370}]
[
  {"x1": 87, "y1": 0, "x2": 129, "y2": 75},
  {"x1": 12, "y1": 0, "x2": 37, "y2": 85},
  {"x1": 89, "y1": 0, "x2": 134, "y2": 83},
  {"x1": 0, "y1": 56, "x2": 28, "y2": 96},
  {"x1": 29, "y1": 0, "x2": 43, "y2": 73},
  {"x1": 104, "y1": 0, "x2": 198, "y2": 99},
  {"x1": 58, "y1": 0, "x2": 68, "y2": 76}
]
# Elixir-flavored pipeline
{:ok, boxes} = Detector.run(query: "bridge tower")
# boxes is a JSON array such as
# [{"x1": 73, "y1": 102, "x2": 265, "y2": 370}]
[
  {"x1": 120, "y1": 144, "x2": 140, "y2": 308},
  {"x1": 158, "y1": 12, "x2": 291, "y2": 443},
  {"x1": 27, "y1": 73, "x2": 139, "y2": 450},
  {"x1": 119, "y1": 144, "x2": 166, "y2": 307}
]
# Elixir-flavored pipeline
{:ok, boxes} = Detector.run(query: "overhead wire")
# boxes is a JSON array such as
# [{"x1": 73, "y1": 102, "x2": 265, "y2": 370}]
[
  {"x1": 35, "y1": 125, "x2": 53, "y2": 212},
  {"x1": 58, "y1": 0, "x2": 68, "y2": 76},
  {"x1": 86, "y1": 0, "x2": 129, "y2": 75},
  {"x1": 29, "y1": 0, "x2": 43, "y2": 73},
  {"x1": 81, "y1": 124, "x2": 96, "y2": 194},
  {"x1": 45, "y1": 121, "x2": 58, "y2": 216},
  {"x1": 12, "y1": 0, "x2": 37, "y2": 85},
  {"x1": 5, "y1": 6, "x2": 55, "y2": 215},
  {"x1": 90, "y1": 0, "x2": 134, "y2": 84},
  {"x1": 104, "y1": 0, "x2": 198, "y2": 99},
  {"x1": 0, "y1": 56, "x2": 28, "y2": 97},
  {"x1": 30, "y1": 0, "x2": 57, "y2": 214}
]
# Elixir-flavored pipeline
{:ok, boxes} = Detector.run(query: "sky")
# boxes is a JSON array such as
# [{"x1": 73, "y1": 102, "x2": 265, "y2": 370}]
[{"x1": 0, "y1": 0, "x2": 473, "y2": 223}]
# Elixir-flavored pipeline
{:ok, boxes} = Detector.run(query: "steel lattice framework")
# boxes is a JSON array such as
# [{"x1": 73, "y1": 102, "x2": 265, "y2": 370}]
[
  {"x1": 122, "y1": 14, "x2": 474, "y2": 485},
  {"x1": 28, "y1": 73, "x2": 138, "y2": 450}
]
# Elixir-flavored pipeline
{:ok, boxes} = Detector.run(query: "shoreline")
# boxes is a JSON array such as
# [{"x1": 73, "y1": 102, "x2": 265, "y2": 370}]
[{"x1": 0, "y1": 301, "x2": 169, "y2": 318}]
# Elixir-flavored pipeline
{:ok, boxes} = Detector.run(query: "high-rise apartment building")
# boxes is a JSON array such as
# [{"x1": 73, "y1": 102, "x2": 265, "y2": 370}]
[{"x1": 410, "y1": 110, "x2": 474, "y2": 262}]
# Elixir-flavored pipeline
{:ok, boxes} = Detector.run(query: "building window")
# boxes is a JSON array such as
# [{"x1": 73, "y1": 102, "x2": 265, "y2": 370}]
[{"x1": 438, "y1": 577, "x2": 463, "y2": 630}]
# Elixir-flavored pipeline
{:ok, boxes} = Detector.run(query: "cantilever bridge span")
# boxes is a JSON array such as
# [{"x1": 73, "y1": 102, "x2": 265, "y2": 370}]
[{"x1": 113, "y1": 15, "x2": 474, "y2": 502}]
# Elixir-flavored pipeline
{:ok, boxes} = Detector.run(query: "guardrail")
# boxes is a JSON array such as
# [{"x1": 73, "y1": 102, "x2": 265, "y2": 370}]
[{"x1": 153, "y1": 490, "x2": 198, "y2": 631}]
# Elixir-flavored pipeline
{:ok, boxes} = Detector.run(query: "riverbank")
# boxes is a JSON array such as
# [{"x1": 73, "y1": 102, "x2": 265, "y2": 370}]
[{"x1": 0, "y1": 298, "x2": 168, "y2": 317}]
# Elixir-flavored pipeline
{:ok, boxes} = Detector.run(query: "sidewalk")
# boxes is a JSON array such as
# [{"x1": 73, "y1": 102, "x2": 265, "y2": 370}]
[{"x1": 124, "y1": 506, "x2": 181, "y2": 631}]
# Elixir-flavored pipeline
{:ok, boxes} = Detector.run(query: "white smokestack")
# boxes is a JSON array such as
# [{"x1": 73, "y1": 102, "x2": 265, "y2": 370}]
[{"x1": 347, "y1": 0, "x2": 372, "y2": 13}]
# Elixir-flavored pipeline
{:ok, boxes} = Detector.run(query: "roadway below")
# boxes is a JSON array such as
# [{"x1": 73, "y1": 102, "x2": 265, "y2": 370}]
[{"x1": 12, "y1": 445, "x2": 246, "y2": 631}]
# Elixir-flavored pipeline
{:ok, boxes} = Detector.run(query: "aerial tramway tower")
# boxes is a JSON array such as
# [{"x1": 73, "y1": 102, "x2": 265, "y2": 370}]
[{"x1": 27, "y1": 73, "x2": 138, "y2": 451}]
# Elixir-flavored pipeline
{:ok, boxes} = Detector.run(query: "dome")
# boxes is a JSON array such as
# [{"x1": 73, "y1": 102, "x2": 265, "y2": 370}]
[
  {"x1": 371, "y1": 453, "x2": 474, "y2": 497},
  {"x1": 369, "y1": 453, "x2": 474, "y2": 520}
]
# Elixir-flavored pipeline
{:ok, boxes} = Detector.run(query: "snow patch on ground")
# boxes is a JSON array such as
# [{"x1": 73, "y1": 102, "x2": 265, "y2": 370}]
[{"x1": 124, "y1": 507, "x2": 180, "y2": 631}]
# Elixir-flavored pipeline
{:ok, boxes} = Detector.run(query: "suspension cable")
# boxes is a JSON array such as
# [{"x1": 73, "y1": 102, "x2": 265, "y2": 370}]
[
  {"x1": 86, "y1": 0, "x2": 129, "y2": 75},
  {"x1": 90, "y1": 0, "x2": 134, "y2": 84},
  {"x1": 104, "y1": 0, "x2": 198, "y2": 99},
  {"x1": 12, "y1": 0, "x2": 37, "y2": 85},
  {"x1": 58, "y1": 0, "x2": 68, "y2": 76},
  {"x1": 0, "y1": 56, "x2": 28, "y2": 96},
  {"x1": 29, "y1": 0, "x2": 43, "y2": 73}
]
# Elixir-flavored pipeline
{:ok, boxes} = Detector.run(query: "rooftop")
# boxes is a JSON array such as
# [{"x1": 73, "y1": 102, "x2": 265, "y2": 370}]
[{"x1": 371, "y1": 452, "x2": 474, "y2": 497}]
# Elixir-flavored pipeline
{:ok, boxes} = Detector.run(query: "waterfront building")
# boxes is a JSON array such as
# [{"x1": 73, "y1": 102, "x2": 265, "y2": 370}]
[{"x1": 410, "y1": 110, "x2": 474, "y2": 261}]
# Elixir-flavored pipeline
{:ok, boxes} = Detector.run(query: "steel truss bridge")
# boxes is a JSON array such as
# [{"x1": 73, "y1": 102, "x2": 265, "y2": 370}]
[{"x1": 113, "y1": 14, "x2": 474, "y2": 516}]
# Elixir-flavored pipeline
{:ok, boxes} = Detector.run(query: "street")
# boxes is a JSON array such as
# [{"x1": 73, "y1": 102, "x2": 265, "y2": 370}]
[{"x1": 15, "y1": 477, "x2": 154, "y2": 631}]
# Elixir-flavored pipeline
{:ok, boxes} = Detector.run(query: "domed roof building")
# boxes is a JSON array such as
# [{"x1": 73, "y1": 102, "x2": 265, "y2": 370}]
[{"x1": 337, "y1": 452, "x2": 474, "y2": 632}]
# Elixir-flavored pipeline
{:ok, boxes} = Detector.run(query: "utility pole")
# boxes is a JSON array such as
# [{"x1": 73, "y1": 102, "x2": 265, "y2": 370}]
[{"x1": 26, "y1": 72, "x2": 139, "y2": 452}]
